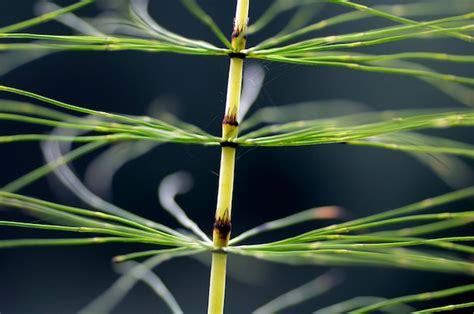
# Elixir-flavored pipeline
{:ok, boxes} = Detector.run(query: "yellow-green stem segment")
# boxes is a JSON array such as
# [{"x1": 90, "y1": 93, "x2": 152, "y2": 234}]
[
  {"x1": 207, "y1": 252, "x2": 228, "y2": 314},
  {"x1": 208, "y1": 0, "x2": 249, "y2": 313},
  {"x1": 213, "y1": 0, "x2": 248, "y2": 248}
]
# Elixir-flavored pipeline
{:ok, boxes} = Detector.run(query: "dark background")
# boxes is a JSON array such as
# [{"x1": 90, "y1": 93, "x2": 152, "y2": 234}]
[{"x1": 0, "y1": 0, "x2": 473, "y2": 313}]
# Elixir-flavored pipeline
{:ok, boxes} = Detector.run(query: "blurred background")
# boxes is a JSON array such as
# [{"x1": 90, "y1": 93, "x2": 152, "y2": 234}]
[{"x1": 0, "y1": 0, "x2": 473, "y2": 313}]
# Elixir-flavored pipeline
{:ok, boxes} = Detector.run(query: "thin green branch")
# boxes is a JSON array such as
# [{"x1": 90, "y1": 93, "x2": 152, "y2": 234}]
[
  {"x1": 0, "y1": 196, "x2": 182, "y2": 244},
  {"x1": 291, "y1": 52, "x2": 474, "y2": 106},
  {"x1": 237, "y1": 235, "x2": 474, "y2": 255},
  {"x1": 0, "y1": 134, "x2": 141, "y2": 144},
  {"x1": 0, "y1": 0, "x2": 95, "y2": 33},
  {"x1": 0, "y1": 85, "x2": 163, "y2": 127},
  {"x1": 249, "y1": 13, "x2": 473, "y2": 53},
  {"x1": 0, "y1": 32, "x2": 227, "y2": 56},
  {"x1": 0, "y1": 86, "x2": 219, "y2": 145},
  {"x1": 0, "y1": 42, "x2": 225, "y2": 56},
  {"x1": 314, "y1": 297, "x2": 406, "y2": 314},
  {"x1": 374, "y1": 219, "x2": 474, "y2": 238},
  {"x1": 0, "y1": 192, "x2": 166, "y2": 236},
  {"x1": 253, "y1": 1, "x2": 474, "y2": 49},
  {"x1": 0, "y1": 220, "x2": 161, "y2": 241},
  {"x1": 0, "y1": 237, "x2": 151, "y2": 249},
  {"x1": 230, "y1": 247, "x2": 474, "y2": 275},
  {"x1": 2, "y1": 141, "x2": 106, "y2": 192},
  {"x1": 414, "y1": 302, "x2": 474, "y2": 313},
  {"x1": 352, "y1": 284, "x2": 474, "y2": 313},
  {"x1": 0, "y1": 99, "x2": 75, "y2": 119},
  {"x1": 348, "y1": 138, "x2": 474, "y2": 159},
  {"x1": 0, "y1": 198, "x2": 189, "y2": 246},
  {"x1": 179, "y1": 0, "x2": 231, "y2": 48},
  {"x1": 230, "y1": 206, "x2": 343, "y2": 244},
  {"x1": 238, "y1": 110, "x2": 474, "y2": 147},
  {"x1": 326, "y1": 0, "x2": 473, "y2": 42},
  {"x1": 0, "y1": 112, "x2": 137, "y2": 134},
  {"x1": 113, "y1": 247, "x2": 206, "y2": 262},
  {"x1": 298, "y1": 52, "x2": 474, "y2": 63},
  {"x1": 250, "y1": 55, "x2": 474, "y2": 86},
  {"x1": 248, "y1": 0, "x2": 317, "y2": 35},
  {"x1": 273, "y1": 187, "x2": 474, "y2": 242}
]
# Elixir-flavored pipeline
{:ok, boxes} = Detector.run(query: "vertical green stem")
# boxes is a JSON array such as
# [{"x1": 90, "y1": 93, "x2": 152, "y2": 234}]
[
  {"x1": 207, "y1": 252, "x2": 229, "y2": 313},
  {"x1": 207, "y1": 0, "x2": 249, "y2": 313}
]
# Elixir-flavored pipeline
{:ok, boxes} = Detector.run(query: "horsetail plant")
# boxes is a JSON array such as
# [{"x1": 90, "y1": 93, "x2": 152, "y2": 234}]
[{"x1": 0, "y1": 0, "x2": 473, "y2": 313}]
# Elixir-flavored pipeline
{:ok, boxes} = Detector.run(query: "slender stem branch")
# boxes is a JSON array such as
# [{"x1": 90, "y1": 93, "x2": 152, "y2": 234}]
[{"x1": 208, "y1": 1, "x2": 249, "y2": 313}]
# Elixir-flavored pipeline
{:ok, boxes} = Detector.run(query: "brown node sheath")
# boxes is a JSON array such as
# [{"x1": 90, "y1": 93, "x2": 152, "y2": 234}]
[
  {"x1": 213, "y1": 208, "x2": 232, "y2": 246},
  {"x1": 231, "y1": 19, "x2": 244, "y2": 40},
  {"x1": 222, "y1": 114, "x2": 239, "y2": 127},
  {"x1": 231, "y1": 19, "x2": 247, "y2": 51},
  {"x1": 214, "y1": 217, "x2": 232, "y2": 240},
  {"x1": 231, "y1": 28, "x2": 240, "y2": 40}
]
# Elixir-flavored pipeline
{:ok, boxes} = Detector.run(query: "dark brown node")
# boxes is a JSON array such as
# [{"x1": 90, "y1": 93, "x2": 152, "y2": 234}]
[
  {"x1": 231, "y1": 17, "x2": 247, "y2": 40},
  {"x1": 213, "y1": 218, "x2": 232, "y2": 240},
  {"x1": 231, "y1": 29, "x2": 240, "y2": 40},
  {"x1": 222, "y1": 114, "x2": 239, "y2": 127},
  {"x1": 231, "y1": 24, "x2": 242, "y2": 40}
]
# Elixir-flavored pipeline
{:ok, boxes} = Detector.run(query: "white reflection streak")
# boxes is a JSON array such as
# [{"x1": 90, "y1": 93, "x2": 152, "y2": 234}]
[
  {"x1": 239, "y1": 62, "x2": 265, "y2": 123},
  {"x1": 158, "y1": 172, "x2": 212, "y2": 243},
  {"x1": 115, "y1": 261, "x2": 183, "y2": 314},
  {"x1": 254, "y1": 269, "x2": 344, "y2": 314},
  {"x1": 35, "y1": 1, "x2": 104, "y2": 36},
  {"x1": 84, "y1": 142, "x2": 157, "y2": 200},
  {"x1": 80, "y1": 250, "x2": 196, "y2": 314}
]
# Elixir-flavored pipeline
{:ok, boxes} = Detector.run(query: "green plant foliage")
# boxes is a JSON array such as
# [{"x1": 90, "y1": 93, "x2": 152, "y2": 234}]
[{"x1": 0, "y1": 0, "x2": 473, "y2": 312}]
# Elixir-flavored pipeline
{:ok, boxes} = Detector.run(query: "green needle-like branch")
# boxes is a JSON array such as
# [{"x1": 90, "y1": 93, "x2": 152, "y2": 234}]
[
  {"x1": 0, "y1": 0, "x2": 95, "y2": 34},
  {"x1": 180, "y1": 0, "x2": 232, "y2": 48},
  {"x1": 352, "y1": 284, "x2": 474, "y2": 313}
]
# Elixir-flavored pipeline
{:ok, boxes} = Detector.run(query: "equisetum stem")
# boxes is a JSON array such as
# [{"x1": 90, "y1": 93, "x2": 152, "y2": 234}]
[
  {"x1": 208, "y1": 0, "x2": 249, "y2": 313},
  {"x1": 207, "y1": 252, "x2": 229, "y2": 313}
]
